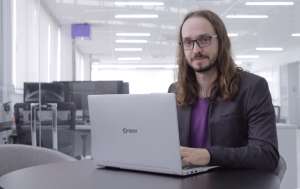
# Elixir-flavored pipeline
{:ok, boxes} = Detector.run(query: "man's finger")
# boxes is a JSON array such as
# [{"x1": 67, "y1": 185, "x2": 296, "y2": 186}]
[
  {"x1": 180, "y1": 150, "x2": 190, "y2": 157},
  {"x1": 182, "y1": 158, "x2": 191, "y2": 167},
  {"x1": 180, "y1": 147, "x2": 192, "y2": 154}
]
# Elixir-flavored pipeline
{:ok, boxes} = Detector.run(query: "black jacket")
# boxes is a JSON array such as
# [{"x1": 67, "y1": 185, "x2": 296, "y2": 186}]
[{"x1": 169, "y1": 71, "x2": 279, "y2": 171}]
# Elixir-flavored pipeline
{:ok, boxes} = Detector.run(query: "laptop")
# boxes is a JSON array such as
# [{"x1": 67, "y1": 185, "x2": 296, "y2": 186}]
[{"x1": 88, "y1": 93, "x2": 217, "y2": 176}]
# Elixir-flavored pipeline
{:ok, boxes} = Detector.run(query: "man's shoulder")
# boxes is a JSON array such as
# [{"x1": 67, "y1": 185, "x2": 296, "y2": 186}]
[{"x1": 239, "y1": 70, "x2": 267, "y2": 89}]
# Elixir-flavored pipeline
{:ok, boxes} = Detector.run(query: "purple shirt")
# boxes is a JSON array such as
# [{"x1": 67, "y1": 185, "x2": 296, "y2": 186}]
[{"x1": 190, "y1": 98, "x2": 209, "y2": 148}]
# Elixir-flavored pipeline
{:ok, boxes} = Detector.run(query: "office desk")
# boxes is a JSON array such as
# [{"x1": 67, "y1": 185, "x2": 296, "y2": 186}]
[{"x1": 0, "y1": 160, "x2": 280, "y2": 189}]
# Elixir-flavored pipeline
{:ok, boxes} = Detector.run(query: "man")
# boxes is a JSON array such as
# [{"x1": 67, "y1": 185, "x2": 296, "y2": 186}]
[{"x1": 169, "y1": 10, "x2": 279, "y2": 171}]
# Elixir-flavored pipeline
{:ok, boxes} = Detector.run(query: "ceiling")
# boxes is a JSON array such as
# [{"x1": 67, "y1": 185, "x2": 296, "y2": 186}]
[{"x1": 41, "y1": 0, "x2": 300, "y2": 71}]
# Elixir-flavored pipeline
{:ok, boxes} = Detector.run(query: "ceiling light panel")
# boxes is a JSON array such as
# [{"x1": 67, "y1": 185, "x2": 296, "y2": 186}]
[
  {"x1": 114, "y1": 1, "x2": 164, "y2": 6},
  {"x1": 114, "y1": 48, "x2": 143, "y2": 52},
  {"x1": 226, "y1": 15, "x2": 269, "y2": 19},
  {"x1": 77, "y1": 0, "x2": 100, "y2": 6},
  {"x1": 228, "y1": 33, "x2": 239, "y2": 37},
  {"x1": 236, "y1": 55, "x2": 260, "y2": 59},
  {"x1": 115, "y1": 39, "x2": 148, "y2": 43},
  {"x1": 291, "y1": 33, "x2": 300, "y2": 37},
  {"x1": 116, "y1": 33, "x2": 151, "y2": 37},
  {"x1": 118, "y1": 57, "x2": 142, "y2": 61},
  {"x1": 245, "y1": 1, "x2": 294, "y2": 6},
  {"x1": 60, "y1": 0, "x2": 74, "y2": 4},
  {"x1": 94, "y1": 64, "x2": 178, "y2": 69},
  {"x1": 115, "y1": 14, "x2": 159, "y2": 19},
  {"x1": 256, "y1": 47, "x2": 283, "y2": 51}
]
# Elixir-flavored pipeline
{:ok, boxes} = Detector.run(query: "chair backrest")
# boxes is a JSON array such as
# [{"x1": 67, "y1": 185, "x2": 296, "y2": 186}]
[
  {"x1": 168, "y1": 83, "x2": 176, "y2": 93},
  {"x1": 274, "y1": 155, "x2": 287, "y2": 182},
  {"x1": 0, "y1": 144, "x2": 76, "y2": 176}
]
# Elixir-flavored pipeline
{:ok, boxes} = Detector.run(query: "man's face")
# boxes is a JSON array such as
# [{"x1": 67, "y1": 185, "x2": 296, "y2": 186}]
[{"x1": 181, "y1": 16, "x2": 219, "y2": 73}]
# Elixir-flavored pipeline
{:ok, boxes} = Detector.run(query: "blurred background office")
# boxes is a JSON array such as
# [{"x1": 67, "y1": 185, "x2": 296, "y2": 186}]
[{"x1": 0, "y1": 0, "x2": 300, "y2": 188}]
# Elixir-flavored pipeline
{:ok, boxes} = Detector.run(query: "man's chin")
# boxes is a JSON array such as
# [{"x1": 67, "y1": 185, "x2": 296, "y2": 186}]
[{"x1": 194, "y1": 62, "x2": 216, "y2": 73}]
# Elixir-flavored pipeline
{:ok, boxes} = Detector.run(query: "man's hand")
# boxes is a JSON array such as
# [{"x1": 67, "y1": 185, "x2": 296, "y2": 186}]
[{"x1": 180, "y1": 146, "x2": 211, "y2": 166}]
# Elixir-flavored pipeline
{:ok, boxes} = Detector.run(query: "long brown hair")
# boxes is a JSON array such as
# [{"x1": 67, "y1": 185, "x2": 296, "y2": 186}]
[{"x1": 176, "y1": 9, "x2": 241, "y2": 106}]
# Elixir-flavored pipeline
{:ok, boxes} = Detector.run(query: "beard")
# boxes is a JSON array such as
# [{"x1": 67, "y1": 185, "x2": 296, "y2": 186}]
[
  {"x1": 194, "y1": 60, "x2": 217, "y2": 73},
  {"x1": 189, "y1": 54, "x2": 217, "y2": 73}
]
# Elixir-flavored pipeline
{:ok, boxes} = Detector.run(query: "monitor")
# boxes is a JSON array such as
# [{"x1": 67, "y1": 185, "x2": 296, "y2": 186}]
[
  {"x1": 70, "y1": 81, "x2": 124, "y2": 110},
  {"x1": 23, "y1": 82, "x2": 65, "y2": 104},
  {"x1": 58, "y1": 81, "x2": 127, "y2": 122}
]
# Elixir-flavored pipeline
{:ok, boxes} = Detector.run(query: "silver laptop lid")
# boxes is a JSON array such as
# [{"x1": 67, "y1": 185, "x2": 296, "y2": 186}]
[{"x1": 88, "y1": 93, "x2": 182, "y2": 174}]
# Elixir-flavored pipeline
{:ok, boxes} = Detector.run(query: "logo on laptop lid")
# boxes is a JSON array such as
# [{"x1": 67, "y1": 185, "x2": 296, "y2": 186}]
[{"x1": 122, "y1": 128, "x2": 138, "y2": 134}]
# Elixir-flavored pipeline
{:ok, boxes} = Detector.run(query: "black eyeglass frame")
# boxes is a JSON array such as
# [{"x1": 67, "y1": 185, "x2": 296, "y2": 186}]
[{"x1": 180, "y1": 34, "x2": 218, "y2": 50}]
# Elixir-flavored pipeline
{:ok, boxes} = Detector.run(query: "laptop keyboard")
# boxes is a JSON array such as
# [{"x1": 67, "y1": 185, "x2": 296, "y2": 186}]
[{"x1": 182, "y1": 165, "x2": 202, "y2": 170}]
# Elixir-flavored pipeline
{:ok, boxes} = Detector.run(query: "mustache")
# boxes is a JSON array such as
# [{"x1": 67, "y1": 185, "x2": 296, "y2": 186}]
[{"x1": 192, "y1": 53, "x2": 209, "y2": 61}]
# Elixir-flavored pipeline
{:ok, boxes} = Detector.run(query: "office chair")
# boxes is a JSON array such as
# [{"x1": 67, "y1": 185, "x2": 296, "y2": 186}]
[
  {"x1": 14, "y1": 102, "x2": 76, "y2": 156},
  {"x1": 167, "y1": 83, "x2": 176, "y2": 93},
  {"x1": 274, "y1": 155, "x2": 287, "y2": 182},
  {"x1": 0, "y1": 144, "x2": 76, "y2": 177}
]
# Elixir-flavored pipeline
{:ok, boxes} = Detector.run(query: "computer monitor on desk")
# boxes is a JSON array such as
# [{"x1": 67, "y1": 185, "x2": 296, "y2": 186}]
[
  {"x1": 23, "y1": 82, "x2": 65, "y2": 104},
  {"x1": 61, "y1": 81, "x2": 128, "y2": 124}
]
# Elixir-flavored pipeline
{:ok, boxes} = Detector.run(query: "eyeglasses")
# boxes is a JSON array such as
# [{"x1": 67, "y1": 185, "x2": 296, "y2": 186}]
[{"x1": 181, "y1": 34, "x2": 217, "y2": 50}]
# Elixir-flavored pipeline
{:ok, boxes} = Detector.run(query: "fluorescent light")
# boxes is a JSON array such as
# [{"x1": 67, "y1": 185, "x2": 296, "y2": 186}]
[
  {"x1": 114, "y1": 1, "x2": 164, "y2": 6},
  {"x1": 228, "y1": 33, "x2": 239, "y2": 37},
  {"x1": 226, "y1": 14, "x2": 268, "y2": 19},
  {"x1": 236, "y1": 55, "x2": 260, "y2": 59},
  {"x1": 115, "y1": 39, "x2": 148, "y2": 43},
  {"x1": 245, "y1": 1, "x2": 294, "y2": 6},
  {"x1": 118, "y1": 57, "x2": 142, "y2": 61},
  {"x1": 94, "y1": 64, "x2": 178, "y2": 69},
  {"x1": 62, "y1": 0, "x2": 75, "y2": 4},
  {"x1": 256, "y1": 47, "x2": 283, "y2": 51},
  {"x1": 115, "y1": 14, "x2": 159, "y2": 19},
  {"x1": 77, "y1": 0, "x2": 100, "y2": 6},
  {"x1": 114, "y1": 48, "x2": 143, "y2": 52},
  {"x1": 291, "y1": 33, "x2": 300, "y2": 37},
  {"x1": 116, "y1": 33, "x2": 151, "y2": 37}
]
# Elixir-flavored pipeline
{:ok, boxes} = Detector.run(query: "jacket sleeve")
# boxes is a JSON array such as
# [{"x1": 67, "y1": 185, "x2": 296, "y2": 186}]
[{"x1": 207, "y1": 78, "x2": 279, "y2": 171}]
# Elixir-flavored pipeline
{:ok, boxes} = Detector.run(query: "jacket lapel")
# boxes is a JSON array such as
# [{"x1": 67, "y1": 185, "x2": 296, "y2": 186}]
[{"x1": 177, "y1": 105, "x2": 192, "y2": 146}]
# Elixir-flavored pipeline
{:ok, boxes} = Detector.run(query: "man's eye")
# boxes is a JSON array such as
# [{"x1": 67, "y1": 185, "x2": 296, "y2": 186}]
[
  {"x1": 199, "y1": 36, "x2": 211, "y2": 42},
  {"x1": 184, "y1": 41, "x2": 193, "y2": 45}
]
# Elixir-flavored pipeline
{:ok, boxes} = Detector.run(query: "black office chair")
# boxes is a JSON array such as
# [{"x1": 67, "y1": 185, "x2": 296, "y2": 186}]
[
  {"x1": 13, "y1": 102, "x2": 76, "y2": 156},
  {"x1": 274, "y1": 155, "x2": 287, "y2": 182}
]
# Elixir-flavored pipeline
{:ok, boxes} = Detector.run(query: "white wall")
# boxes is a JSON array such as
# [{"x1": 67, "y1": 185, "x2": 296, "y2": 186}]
[
  {"x1": 75, "y1": 48, "x2": 90, "y2": 81},
  {"x1": 1, "y1": 0, "x2": 14, "y2": 102},
  {"x1": 255, "y1": 66, "x2": 280, "y2": 106},
  {"x1": 60, "y1": 25, "x2": 73, "y2": 81},
  {"x1": 14, "y1": 0, "x2": 39, "y2": 86},
  {"x1": 75, "y1": 48, "x2": 83, "y2": 81},
  {"x1": 92, "y1": 68, "x2": 176, "y2": 94},
  {"x1": 251, "y1": 48, "x2": 300, "y2": 72},
  {"x1": 279, "y1": 62, "x2": 300, "y2": 124},
  {"x1": 0, "y1": 0, "x2": 3, "y2": 101},
  {"x1": 83, "y1": 54, "x2": 91, "y2": 80}
]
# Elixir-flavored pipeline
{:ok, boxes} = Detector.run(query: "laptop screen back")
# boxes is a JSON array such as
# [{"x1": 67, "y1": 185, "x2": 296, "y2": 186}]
[{"x1": 88, "y1": 93, "x2": 182, "y2": 174}]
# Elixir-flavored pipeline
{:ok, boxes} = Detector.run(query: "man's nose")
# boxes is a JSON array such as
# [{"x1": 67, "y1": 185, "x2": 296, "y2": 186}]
[{"x1": 192, "y1": 41, "x2": 204, "y2": 53}]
